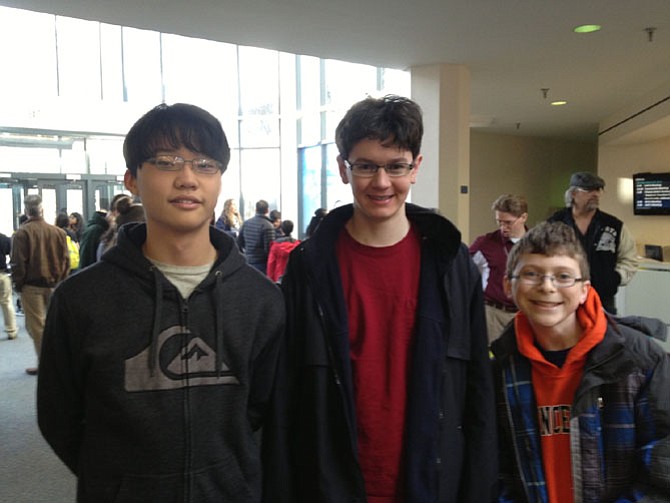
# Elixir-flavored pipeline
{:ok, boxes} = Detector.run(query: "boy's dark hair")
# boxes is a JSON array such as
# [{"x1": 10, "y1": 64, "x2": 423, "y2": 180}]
[
  {"x1": 506, "y1": 221, "x2": 590, "y2": 280},
  {"x1": 335, "y1": 95, "x2": 423, "y2": 161},
  {"x1": 492, "y1": 194, "x2": 527, "y2": 216},
  {"x1": 270, "y1": 209, "x2": 282, "y2": 222},
  {"x1": 280, "y1": 219, "x2": 294, "y2": 236},
  {"x1": 123, "y1": 103, "x2": 230, "y2": 177}
]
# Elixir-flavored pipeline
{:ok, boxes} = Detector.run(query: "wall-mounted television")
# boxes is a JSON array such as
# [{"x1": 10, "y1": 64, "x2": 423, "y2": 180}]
[{"x1": 633, "y1": 172, "x2": 670, "y2": 215}]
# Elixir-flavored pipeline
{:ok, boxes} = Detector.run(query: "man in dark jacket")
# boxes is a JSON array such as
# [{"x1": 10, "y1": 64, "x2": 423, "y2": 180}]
[
  {"x1": 548, "y1": 172, "x2": 638, "y2": 314},
  {"x1": 262, "y1": 95, "x2": 497, "y2": 502},
  {"x1": 37, "y1": 103, "x2": 284, "y2": 502},
  {"x1": 237, "y1": 199, "x2": 276, "y2": 274}
]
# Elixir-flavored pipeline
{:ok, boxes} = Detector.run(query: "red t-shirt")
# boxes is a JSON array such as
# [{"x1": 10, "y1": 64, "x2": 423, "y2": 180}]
[{"x1": 336, "y1": 225, "x2": 421, "y2": 502}]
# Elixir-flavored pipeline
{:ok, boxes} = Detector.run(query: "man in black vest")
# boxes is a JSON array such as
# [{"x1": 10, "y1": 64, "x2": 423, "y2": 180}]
[{"x1": 548, "y1": 172, "x2": 638, "y2": 313}]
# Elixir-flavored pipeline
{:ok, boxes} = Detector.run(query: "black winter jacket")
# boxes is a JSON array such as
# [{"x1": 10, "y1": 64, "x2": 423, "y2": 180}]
[
  {"x1": 262, "y1": 203, "x2": 497, "y2": 502},
  {"x1": 37, "y1": 223, "x2": 285, "y2": 503}
]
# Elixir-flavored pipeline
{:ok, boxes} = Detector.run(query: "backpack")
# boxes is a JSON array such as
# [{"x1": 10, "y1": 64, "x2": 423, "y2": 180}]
[{"x1": 66, "y1": 235, "x2": 80, "y2": 270}]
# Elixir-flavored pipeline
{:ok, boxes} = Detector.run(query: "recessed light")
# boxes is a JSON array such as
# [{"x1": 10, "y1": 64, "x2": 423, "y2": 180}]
[
  {"x1": 551, "y1": 101, "x2": 567, "y2": 106},
  {"x1": 574, "y1": 24, "x2": 601, "y2": 34}
]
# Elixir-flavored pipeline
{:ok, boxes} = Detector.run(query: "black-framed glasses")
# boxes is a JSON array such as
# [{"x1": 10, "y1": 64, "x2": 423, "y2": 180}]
[
  {"x1": 344, "y1": 159, "x2": 414, "y2": 178},
  {"x1": 509, "y1": 270, "x2": 584, "y2": 288},
  {"x1": 145, "y1": 155, "x2": 223, "y2": 175}
]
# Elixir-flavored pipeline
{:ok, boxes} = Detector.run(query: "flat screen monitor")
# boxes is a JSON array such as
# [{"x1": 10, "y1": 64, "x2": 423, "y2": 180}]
[{"x1": 633, "y1": 172, "x2": 670, "y2": 215}]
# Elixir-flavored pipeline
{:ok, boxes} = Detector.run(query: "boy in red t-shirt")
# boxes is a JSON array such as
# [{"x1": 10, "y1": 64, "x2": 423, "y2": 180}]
[
  {"x1": 262, "y1": 96, "x2": 497, "y2": 502},
  {"x1": 492, "y1": 221, "x2": 670, "y2": 502}
]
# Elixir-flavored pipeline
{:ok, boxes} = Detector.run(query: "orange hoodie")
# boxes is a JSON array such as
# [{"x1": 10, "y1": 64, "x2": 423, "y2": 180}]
[{"x1": 515, "y1": 288, "x2": 607, "y2": 503}]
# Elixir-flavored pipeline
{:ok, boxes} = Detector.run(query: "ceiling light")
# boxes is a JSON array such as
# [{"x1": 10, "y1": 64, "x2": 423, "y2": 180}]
[
  {"x1": 574, "y1": 24, "x2": 601, "y2": 34},
  {"x1": 551, "y1": 100, "x2": 567, "y2": 106}
]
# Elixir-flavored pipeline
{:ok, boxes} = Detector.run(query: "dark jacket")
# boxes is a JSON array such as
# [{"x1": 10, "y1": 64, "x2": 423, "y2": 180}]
[
  {"x1": 37, "y1": 223, "x2": 285, "y2": 503},
  {"x1": 10, "y1": 217, "x2": 70, "y2": 290},
  {"x1": 491, "y1": 316, "x2": 670, "y2": 503},
  {"x1": 262, "y1": 203, "x2": 497, "y2": 502},
  {"x1": 237, "y1": 214, "x2": 276, "y2": 267},
  {"x1": 78, "y1": 211, "x2": 110, "y2": 269},
  {"x1": 548, "y1": 208, "x2": 623, "y2": 301}
]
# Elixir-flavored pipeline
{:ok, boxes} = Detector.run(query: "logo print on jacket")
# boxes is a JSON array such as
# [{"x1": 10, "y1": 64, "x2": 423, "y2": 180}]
[
  {"x1": 125, "y1": 325, "x2": 240, "y2": 391},
  {"x1": 595, "y1": 226, "x2": 617, "y2": 253}
]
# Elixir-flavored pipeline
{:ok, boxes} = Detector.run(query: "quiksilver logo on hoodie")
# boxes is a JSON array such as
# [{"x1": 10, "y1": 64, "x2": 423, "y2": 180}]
[{"x1": 125, "y1": 325, "x2": 239, "y2": 391}]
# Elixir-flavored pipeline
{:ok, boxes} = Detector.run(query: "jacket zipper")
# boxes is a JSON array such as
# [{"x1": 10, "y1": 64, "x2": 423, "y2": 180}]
[{"x1": 181, "y1": 301, "x2": 192, "y2": 502}]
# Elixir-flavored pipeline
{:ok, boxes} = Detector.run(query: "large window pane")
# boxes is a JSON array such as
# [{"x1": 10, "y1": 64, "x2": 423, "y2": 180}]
[
  {"x1": 162, "y1": 34, "x2": 239, "y2": 122},
  {"x1": 56, "y1": 16, "x2": 102, "y2": 99},
  {"x1": 238, "y1": 46, "x2": 279, "y2": 115},
  {"x1": 240, "y1": 117, "x2": 279, "y2": 148},
  {"x1": 100, "y1": 24, "x2": 124, "y2": 102},
  {"x1": 121, "y1": 27, "x2": 162, "y2": 105},
  {"x1": 324, "y1": 59, "x2": 376, "y2": 109},
  {"x1": 0, "y1": 7, "x2": 58, "y2": 100},
  {"x1": 239, "y1": 148, "x2": 280, "y2": 218},
  {"x1": 326, "y1": 143, "x2": 352, "y2": 209}
]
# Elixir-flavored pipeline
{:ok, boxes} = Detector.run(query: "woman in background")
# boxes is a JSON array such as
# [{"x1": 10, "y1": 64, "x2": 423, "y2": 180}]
[{"x1": 215, "y1": 198, "x2": 243, "y2": 238}]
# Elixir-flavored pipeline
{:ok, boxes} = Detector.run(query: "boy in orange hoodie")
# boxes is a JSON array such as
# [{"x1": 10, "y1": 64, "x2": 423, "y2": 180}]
[{"x1": 491, "y1": 221, "x2": 670, "y2": 503}]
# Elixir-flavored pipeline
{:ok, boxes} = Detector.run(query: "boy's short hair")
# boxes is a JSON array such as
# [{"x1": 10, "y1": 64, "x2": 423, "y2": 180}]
[
  {"x1": 506, "y1": 221, "x2": 590, "y2": 280},
  {"x1": 270, "y1": 210, "x2": 281, "y2": 222},
  {"x1": 123, "y1": 103, "x2": 230, "y2": 177},
  {"x1": 335, "y1": 95, "x2": 423, "y2": 161},
  {"x1": 492, "y1": 194, "x2": 527, "y2": 216},
  {"x1": 280, "y1": 219, "x2": 294, "y2": 235}
]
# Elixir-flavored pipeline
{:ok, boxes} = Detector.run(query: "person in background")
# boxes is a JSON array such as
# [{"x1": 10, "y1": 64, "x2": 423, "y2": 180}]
[
  {"x1": 262, "y1": 95, "x2": 496, "y2": 502},
  {"x1": 10, "y1": 195, "x2": 70, "y2": 375},
  {"x1": 96, "y1": 198, "x2": 146, "y2": 259},
  {"x1": 304, "y1": 207, "x2": 327, "y2": 238},
  {"x1": 548, "y1": 172, "x2": 638, "y2": 314},
  {"x1": 0, "y1": 231, "x2": 18, "y2": 340},
  {"x1": 68, "y1": 212, "x2": 84, "y2": 242},
  {"x1": 56, "y1": 212, "x2": 80, "y2": 273},
  {"x1": 37, "y1": 102, "x2": 284, "y2": 502},
  {"x1": 492, "y1": 221, "x2": 670, "y2": 502},
  {"x1": 78, "y1": 209, "x2": 109, "y2": 268},
  {"x1": 215, "y1": 198, "x2": 243, "y2": 238},
  {"x1": 237, "y1": 199, "x2": 276, "y2": 274},
  {"x1": 269, "y1": 209, "x2": 283, "y2": 239},
  {"x1": 469, "y1": 194, "x2": 528, "y2": 343},
  {"x1": 266, "y1": 220, "x2": 300, "y2": 283}
]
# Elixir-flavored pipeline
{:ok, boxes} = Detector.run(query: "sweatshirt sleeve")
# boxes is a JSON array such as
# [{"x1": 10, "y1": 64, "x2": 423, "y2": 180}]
[
  {"x1": 616, "y1": 224, "x2": 638, "y2": 286},
  {"x1": 37, "y1": 289, "x2": 84, "y2": 475}
]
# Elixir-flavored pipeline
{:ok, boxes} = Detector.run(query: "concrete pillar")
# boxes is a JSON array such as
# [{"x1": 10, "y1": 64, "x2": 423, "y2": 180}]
[{"x1": 411, "y1": 64, "x2": 471, "y2": 242}]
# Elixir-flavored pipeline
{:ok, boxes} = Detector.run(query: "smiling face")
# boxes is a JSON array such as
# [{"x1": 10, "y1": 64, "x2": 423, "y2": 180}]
[
  {"x1": 505, "y1": 253, "x2": 590, "y2": 343},
  {"x1": 338, "y1": 138, "x2": 421, "y2": 227},
  {"x1": 124, "y1": 145, "x2": 221, "y2": 241}
]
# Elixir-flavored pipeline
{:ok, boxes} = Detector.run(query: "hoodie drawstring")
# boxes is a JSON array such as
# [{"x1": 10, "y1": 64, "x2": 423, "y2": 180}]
[
  {"x1": 214, "y1": 271, "x2": 224, "y2": 378},
  {"x1": 149, "y1": 267, "x2": 163, "y2": 377}
]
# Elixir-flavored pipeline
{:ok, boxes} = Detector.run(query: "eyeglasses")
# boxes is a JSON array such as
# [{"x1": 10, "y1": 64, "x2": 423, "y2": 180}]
[
  {"x1": 575, "y1": 187, "x2": 603, "y2": 193},
  {"x1": 344, "y1": 160, "x2": 414, "y2": 178},
  {"x1": 496, "y1": 216, "x2": 520, "y2": 227},
  {"x1": 145, "y1": 155, "x2": 223, "y2": 175},
  {"x1": 509, "y1": 270, "x2": 584, "y2": 288}
]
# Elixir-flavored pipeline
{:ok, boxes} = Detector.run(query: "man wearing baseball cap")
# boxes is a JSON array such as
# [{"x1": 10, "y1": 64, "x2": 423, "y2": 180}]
[{"x1": 548, "y1": 171, "x2": 638, "y2": 313}]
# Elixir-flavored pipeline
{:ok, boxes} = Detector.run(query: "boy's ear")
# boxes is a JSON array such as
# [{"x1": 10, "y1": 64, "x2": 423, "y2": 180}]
[
  {"x1": 124, "y1": 170, "x2": 138, "y2": 196},
  {"x1": 503, "y1": 275, "x2": 513, "y2": 298},
  {"x1": 337, "y1": 155, "x2": 350, "y2": 185},
  {"x1": 579, "y1": 280, "x2": 591, "y2": 304}
]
